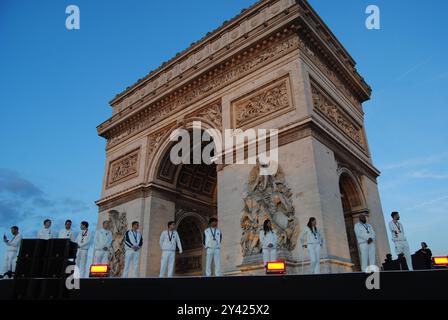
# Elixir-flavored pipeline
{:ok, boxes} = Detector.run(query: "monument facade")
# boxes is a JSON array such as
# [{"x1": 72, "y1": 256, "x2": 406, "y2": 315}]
[{"x1": 96, "y1": 0, "x2": 389, "y2": 276}]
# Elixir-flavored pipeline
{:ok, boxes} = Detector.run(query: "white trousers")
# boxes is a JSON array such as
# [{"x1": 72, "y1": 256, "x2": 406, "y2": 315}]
[
  {"x1": 262, "y1": 248, "x2": 277, "y2": 265},
  {"x1": 307, "y1": 243, "x2": 321, "y2": 274},
  {"x1": 205, "y1": 248, "x2": 221, "y2": 276},
  {"x1": 76, "y1": 249, "x2": 88, "y2": 278},
  {"x1": 358, "y1": 242, "x2": 376, "y2": 272},
  {"x1": 123, "y1": 249, "x2": 140, "y2": 278},
  {"x1": 159, "y1": 250, "x2": 175, "y2": 278},
  {"x1": 2, "y1": 251, "x2": 17, "y2": 274},
  {"x1": 93, "y1": 250, "x2": 109, "y2": 264},
  {"x1": 394, "y1": 241, "x2": 413, "y2": 271}
]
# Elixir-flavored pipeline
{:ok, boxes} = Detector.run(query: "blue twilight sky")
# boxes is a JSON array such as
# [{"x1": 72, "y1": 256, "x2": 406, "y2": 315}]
[{"x1": 0, "y1": 0, "x2": 447, "y2": 264}]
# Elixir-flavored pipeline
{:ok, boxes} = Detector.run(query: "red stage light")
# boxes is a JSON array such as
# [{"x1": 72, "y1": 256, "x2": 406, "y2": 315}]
[
  {"x1": 89, "y1": 264, "x2": 110, "y2": 277},
  {"x1": 266, "y1": 261, "x2": 286, "y2": 274}
]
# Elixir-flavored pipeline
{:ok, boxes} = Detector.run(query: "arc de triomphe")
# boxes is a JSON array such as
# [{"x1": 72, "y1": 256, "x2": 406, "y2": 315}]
[{"x1": 96, "y1": 0, "x2": 389, "y2": 277}]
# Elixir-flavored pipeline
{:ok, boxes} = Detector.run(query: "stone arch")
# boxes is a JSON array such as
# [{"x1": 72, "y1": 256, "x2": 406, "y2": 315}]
[
  {"x1": 337, "y1": 167, "x2": 368, "y2": 271},
  {"x1": 146, "y1": 117, "x2": 221, "y2": 184},
  {"x1": 143, "y1": 118, "x2": 219, "y2": 275},
  {"x1": 174, "y1": 212, "x2": 208, "y2": 276}
]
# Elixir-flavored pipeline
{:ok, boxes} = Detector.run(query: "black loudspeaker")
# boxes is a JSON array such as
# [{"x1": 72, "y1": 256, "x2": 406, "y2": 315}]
[
  {"x1": 18, "y1": 239, "x2": 48, "y2": 259},
  {"x1": 46, "y1": 239, "x2": 77, "y2": 259},
  {"x1": 15, "y1": 240, "x2": 48, "y2": 278},
  {"x1": 15, "y1": 239, "x2": 77, "y2": 278}
]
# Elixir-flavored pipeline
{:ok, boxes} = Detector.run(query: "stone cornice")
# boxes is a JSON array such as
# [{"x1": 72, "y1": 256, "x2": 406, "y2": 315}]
[
  {"x1": 108, "y1": 0, "x2": 295, "y2": 108},
  {"x1": 98, "y1": 0, "x2": 372, "y2": 142},
  {"x1": 296, "y1": 0, "x2": 371, "y2": 102},
  {"x1": 98, "y1": 2, "x2": 300, "y2": 139},
  {"x1": 100, "y1": 27, "x2": 301, "y2": 148}
]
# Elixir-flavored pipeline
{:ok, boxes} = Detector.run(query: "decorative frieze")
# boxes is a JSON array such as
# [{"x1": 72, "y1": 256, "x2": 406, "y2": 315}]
[
  {"x1": 311, "y1": 83, "x2": 365, "y2": 148},
  {"x1": 297, "y1": 36, "x2": 362, "y2": 110},
  {"x1": 232, "y1": 76, "x2": 293, "y2": 128},
  {"x1": 106, "y1": 34, "x2": 300, "y2": 148},
  {"x1": 107, "y1": 148, "x2": 140, "y2": 188},
  {"x1": 111, "y1": 0, "x2": 296, "y2": 113}
]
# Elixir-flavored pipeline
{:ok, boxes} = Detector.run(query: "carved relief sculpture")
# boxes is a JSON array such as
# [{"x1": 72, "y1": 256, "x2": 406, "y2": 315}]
[
  {"x1": 107, "y1": 148, "x2": 140, "y2": 188},
  {"x1": 311, "y1": 83, "x2": 365, "y2": 148},
  {"x1": 240, "y1": 162, "x2": 299, "y2": 262},
  {"x1": 232, "y1": 76, "x2": 294, "y2": 128},
  {"x1": 188, "y1": 102, "x2": 222, "y2": 129},
  {"x1": 108, "y1": 211, "x2": 128, "y2": 277}
]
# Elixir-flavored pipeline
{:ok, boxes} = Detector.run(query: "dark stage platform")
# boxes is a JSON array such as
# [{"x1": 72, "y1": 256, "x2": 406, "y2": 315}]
[{"x1": 1, "y1": 270, "x2": 447, "y2": 300}]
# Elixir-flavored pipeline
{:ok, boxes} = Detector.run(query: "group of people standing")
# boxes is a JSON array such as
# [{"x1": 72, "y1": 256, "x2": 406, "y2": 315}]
[
  {"x1": 1, "y1": 210, "x2": 420, "y2": 278},
  {"x1": 264, "y1": 210, "x2": 416, "y2": 274},
  {"x1": 0, "y1": 217, "x2": 224, "y2": 279}
]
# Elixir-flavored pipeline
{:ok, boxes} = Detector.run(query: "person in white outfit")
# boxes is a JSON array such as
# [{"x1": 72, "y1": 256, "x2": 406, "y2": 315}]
[
  {"x1": 37, "y1": 219, "x2": 52, "y2": 240},
  {"x1": 389, "y1": 211, "x2": 413, "y2": 271},
  {"x1": 123, "y1": 221, "x2": 143, "y2": 278},
  {"x1": 300, "y1": 217, "x2": 323, "y2": 274},
  {"x1": 1, "y1": 226, "x2": 22, "y2": 278},
  {"x1": 354, "y1": 214, "x2": 376, "y2": 272},
  {"x1": 93, "y1": 220, "x2": 113, "y2": 264},
  {"x1": 75, "y1": 221, "x2": 92, "y2": 277},
  {"x1": 159, "y1": 221, "x2": 183, "y2": 278},
  {"x1": 58, "y1": 219, "x2": 75, "y2": 241},
  {"x1": 259, "y1": 219, "x2": 277, "y2": 266},
  {"x1": 204, "y1": 217, "x2": 222, "y2": 277}
]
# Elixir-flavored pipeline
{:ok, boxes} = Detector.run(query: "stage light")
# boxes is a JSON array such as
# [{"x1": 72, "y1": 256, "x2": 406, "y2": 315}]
[
  {"x1": 266, "y1": 261, "x2": 286, "y2": 274},
  {"x1": 89, "y1": 264, "x2": 110, "y2": 277},
  {"x1": 433, "y1": 256, "x2": 448, "y2": 266}
]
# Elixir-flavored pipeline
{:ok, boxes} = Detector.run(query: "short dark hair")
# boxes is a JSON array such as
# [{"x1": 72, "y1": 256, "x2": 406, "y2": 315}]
[
  {"x1": 209, "y1": 217, "x2": 218, "y2": 224},
  {"x1": 43, "y1": 219, "x2": 51, "y2": 225},
  {"x1": 11, "y1": 226, "x2": 19, "y2": 231},
  {"x1": 81, "y1": 221, "x2": 89, "y2": 228},
  {"x1": 132, "y1": 221, "x2": 139, "y2": 227},
  {"x1": 65, "y1": 220, "x2": 72, "y2": 224},
  {"x1": 391, "y1": 211, "x2": 399, "y2": 218},
  {"x1": 167, "y1": 221, "x2": 175, "y2": 227}
]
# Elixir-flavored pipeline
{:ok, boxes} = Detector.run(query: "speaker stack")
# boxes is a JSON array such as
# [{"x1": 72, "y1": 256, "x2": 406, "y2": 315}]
[{"x1": 14, "y1": 238, "x2": 78, "y2": 299}]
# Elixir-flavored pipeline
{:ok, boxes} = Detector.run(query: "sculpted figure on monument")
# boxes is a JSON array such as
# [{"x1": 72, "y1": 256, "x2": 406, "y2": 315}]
[
  {"x1": 108, "y1": 211, "x2": 128, "y2": 277},
  {"x1": 240, "y1": 162, "x2": 299, "y2": 258}
]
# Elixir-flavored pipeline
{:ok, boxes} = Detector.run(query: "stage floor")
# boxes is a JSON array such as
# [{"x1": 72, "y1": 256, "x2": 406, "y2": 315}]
[{"x1": 1, "y1": 270, "x2": 447, "y2": 300}]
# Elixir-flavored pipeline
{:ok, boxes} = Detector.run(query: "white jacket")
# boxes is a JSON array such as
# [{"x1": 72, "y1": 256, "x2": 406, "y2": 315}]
[
  {"x1": 159, "y1": 230, "x2": 183, "y2": 252},
  {"x1": 37, "y1": 227, "x2": 52, "y2": 240},
  {"x1": 300, "y1": 227, "x2": 323, "y2": 246},
  {"x1": 389, "y1": 220, "x2": 407, "y2": 242},
  {"x1": 58, "y1": 228, "x2": 75, "y2": 241},
  {"x1": 4, "y1": 233, "x2": 22, "y2": 253},
  {"x1": 124, "y1": 230, "x2": 143, "y2": 251},
  {"x1": 354, "y1": 222, "x2": 376, "y2": 244},
  {"x1": 94, "y1": 229, "x2": 113, "y2": 251},
  {"x1": 75, "y1": 230, "x2": 92, "y2": 250},
  {"x1": 259, "y1": 230, "x2": 277, "y2": 249},
  {"x1": 203, "y1": 227, "x2": 222, "y2": 249}
]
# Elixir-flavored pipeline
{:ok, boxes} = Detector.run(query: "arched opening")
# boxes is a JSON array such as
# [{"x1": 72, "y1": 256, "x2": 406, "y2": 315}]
[
  {"x1": 339, "y1": 172, "x2": 364, "y2": 271},
  {"x1": 175, "y1": 214, "x2": 206, "y2": 275},
  {"x1": 154, "y1": 129, "x2": 217, "y2": 275}
]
